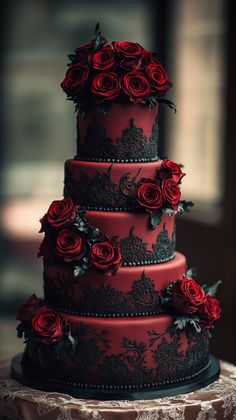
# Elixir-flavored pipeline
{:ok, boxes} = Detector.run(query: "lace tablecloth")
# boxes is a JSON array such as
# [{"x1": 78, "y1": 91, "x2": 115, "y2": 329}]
[{"x1": 0, "y1": 359, "x2": 236, "y2": 420}]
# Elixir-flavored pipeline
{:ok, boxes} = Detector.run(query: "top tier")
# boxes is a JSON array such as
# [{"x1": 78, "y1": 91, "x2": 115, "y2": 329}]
[
  {"x1": 76, "y1": 103, "x2": 158, "y2": 162},
  {"x1": 61, "y1": 25, "x2": 173, "y2": 162}
]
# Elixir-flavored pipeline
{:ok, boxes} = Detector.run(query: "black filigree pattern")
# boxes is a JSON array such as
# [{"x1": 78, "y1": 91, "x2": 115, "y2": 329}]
[
  {"x1": 76, "y1": 117, "x2": 159, "y2": 162},
  {"x1": 149, "y1": 325, "x2": 209, "y2": 382},
  {"x1": 121, "y1": 224, "x2": 176, "y2": 265},
  {"x1": 64, "y1": 164, "x2": 141, "y2": 210},
  {"x1": 22, "y1": 322, "x2": 209, "y2": 389},
  {"x1": 44, "y1": 272, "x2": 162, "y2": 316}
]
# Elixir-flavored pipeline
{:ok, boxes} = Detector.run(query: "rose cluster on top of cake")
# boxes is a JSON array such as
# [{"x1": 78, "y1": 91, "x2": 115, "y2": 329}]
[{"x1": 61, "y1": 23, "x2": 174, "y2": 115}]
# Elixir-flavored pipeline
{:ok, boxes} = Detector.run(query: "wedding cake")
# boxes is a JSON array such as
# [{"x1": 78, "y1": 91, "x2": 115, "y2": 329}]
[{"x1": 11, "y1": 25, "x2": 221, "y2": 400}]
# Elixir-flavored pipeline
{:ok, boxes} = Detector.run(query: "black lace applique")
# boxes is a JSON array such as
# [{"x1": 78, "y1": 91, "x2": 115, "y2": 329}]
[
  {"x1": 185, "y1": 326, "x2": 209, "y2": 370},
  {"x1": 23, "y1": 322, "x2": 209, "y2": 389},
  {"x1": 121, "y1": 224, "x2": 176, "y2": 265},
  {"x1": 97, "y1": 337, "x2": 154, "y2": 386},
  {"x1": 76, "y1": 117, "x2": 158, "y2": 162},
  {"x1": 148, "y1": 326, "x2": 209, "y2": 383},
  {"x1": 44, "y1": 271, "x2": 162, "y2": 316},
  {"x1": 43, "y1": 270, "x2": 76, "y2": 307},
  {"x1": 64, "y1": 164, "x2": 141, "y2": 210}
]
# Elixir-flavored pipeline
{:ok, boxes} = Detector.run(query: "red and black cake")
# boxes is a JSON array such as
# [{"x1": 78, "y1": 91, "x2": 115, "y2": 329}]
[{"x1": 11, "y1": 25, "x2": 221, "y2": 400}]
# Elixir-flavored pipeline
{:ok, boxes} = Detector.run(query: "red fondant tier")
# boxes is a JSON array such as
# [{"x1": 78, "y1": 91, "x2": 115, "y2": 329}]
[
  {"x1": 76, "y1": 103, "x2": 159, "y2": 162},
  {"x1": 22, "y1": 313, "x2": 209, "y2": 389},
  {"x1": 64, "y1": 159, "x2": 163, "y2": 210},
  {"x1": 44, "y1": 252, "x2": 186, "y2": 316},
  {"x1": 84, "y1": 210, "x2": 175, "y2": 265}
]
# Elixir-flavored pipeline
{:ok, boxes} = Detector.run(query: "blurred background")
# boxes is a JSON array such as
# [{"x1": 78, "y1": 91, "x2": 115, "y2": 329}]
[{"x1": 0, "y1": 0, "x2": 235, "y2": 363}]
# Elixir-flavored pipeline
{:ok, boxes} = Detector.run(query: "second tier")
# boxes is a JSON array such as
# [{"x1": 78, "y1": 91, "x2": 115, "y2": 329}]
[
  {"x1": 64, "y1": 159, "x2": 163, "y2": 210},
  {"x1": 44, "y1": 252, "x2": 186, "y2": 316}
]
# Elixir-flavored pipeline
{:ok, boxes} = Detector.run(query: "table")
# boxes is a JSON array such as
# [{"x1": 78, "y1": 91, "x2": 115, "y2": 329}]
[{"x1": 0, "y1": 359, "x2": 236, "y2": 420}]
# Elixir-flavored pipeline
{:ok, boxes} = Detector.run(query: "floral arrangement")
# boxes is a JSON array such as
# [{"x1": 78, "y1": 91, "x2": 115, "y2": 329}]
[
  {"x1": 61, "y1": 23, "x2": 175, "y2": 115},
  {"x1": 38, "y1": 197, "x2": 121, "y2": 276},
  {"x1": 167, "y1": 274, "x2": 221, "y2": 331},
  {"x1": 121, "y1": 159, "x2": 193, "y2": 228},
  {"x1": 16, "y1": 275, "x2": 221, "y2": 352}
]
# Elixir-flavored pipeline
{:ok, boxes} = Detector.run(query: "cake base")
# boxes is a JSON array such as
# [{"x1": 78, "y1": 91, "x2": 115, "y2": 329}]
[{"x1": 11, "y1": 353, "x2": 220, "y2": 401}]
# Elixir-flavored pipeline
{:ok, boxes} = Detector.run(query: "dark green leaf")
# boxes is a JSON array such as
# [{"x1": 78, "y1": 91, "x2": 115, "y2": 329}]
[
  {"x1": 163, "y1": 207, "x2": 175, "y2": 217},
  {"x1": 177, "y1": 200, "x2": 194, "y2": 215},
  {"x1": 65, "y1": 324, "x2": 77, "y2": 350},
  {"x1": 74, "y1": 265, "x2": 85, "y2": 277},
  {"x1": 186, "y1": 267, "x2": 197, "y2": 279},
  {"x1": 207, "y1": 280, "x2": 222, "y2": 297},
  {"x1": 157, "y1": 98, "x2": 177, "y2": 113},
  {"x1": 174, "y1": 315, "x2": 201, "y2": 333},
  {"x1": 67, "y1": 54, "x2": 77, "y2": 62},
  {"x1": 95, "y1": 22, "x2": 100, "y2": 36},
  {"x1": 150, "y1": 211, "x2": 162, "y2": 229}
]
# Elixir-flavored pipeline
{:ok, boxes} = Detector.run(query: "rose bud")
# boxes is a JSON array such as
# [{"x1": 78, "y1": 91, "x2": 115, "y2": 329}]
[
  {"x1": 159, "y1": 160, "x2": 185, "y2": 184},
  {"x1": 162, "y1": 178, "x2": 181, "y2": 210},
  {"x1": 90, "y1": 241, "x2": 121, "y2": 275},
  {"x1": 61, "y1": 63, "x2": 89, "y2": 96},
  {"x1": 40, "y1": 197, "x2": 78, "y2": 232},
  {"x1": 123, "y1": 71, "x2": 151, "y2": 104},
  {"x1": 137, "y1": 179, "x2": 162, "y2": 210},
  {"x1": 56, "y1": 229, "x2": 86, "y2": 263},
  {"x1": 199, "y1": 293, "x2": 222, "y2": 329},
  {"x1": 173, "y1": 276, "x2": 205, "y2": 315},
  {"x1": 91, "y1": 72, "x2": 121, "y2": 103},
  {"x1": 32, "y1": 306, "x2": 64, "y2": 345}
]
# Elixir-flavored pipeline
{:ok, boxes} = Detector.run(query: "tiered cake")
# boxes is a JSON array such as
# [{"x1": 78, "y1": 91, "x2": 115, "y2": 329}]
[{"x1": 12, "y1": 26, "x2": 221, "y2": 399}]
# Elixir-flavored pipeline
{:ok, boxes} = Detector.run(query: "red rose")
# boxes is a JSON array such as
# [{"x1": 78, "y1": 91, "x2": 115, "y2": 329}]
[
  {"x1": 123, "y1": 71, "x2": 151, "y2": 103},
  {"x1": 32, "y1": 306, "x2": 63, "y2": 344},
  {"x1": 162, "y1": 178, "x2": 181, "y2": 209},
  {"x1": 120, "y1": 56, "x2": 142, "y2": 71},
  {"x1": 91, "y1": 45, "x2": 116, "y2": 70},
  {"x1": 74, "y1": 39, "x2": 95, "y2": 62},
  {"x1": 142, "y1": 50, "x2": 152, "y2": 61},
  {"x1": 112, "y1": 41, "x2": 144, "y2": 57},
  {"x1": 200, "y1": 294, "x2": 221, "y2": 328},
  {"x1": 173, "y1": 276, "x2": 205, "y2": 315},
  {"x1": 90, "y1": 241, "x2": 121, "y2": 274},
  {"x1": 146, "y1": 63, "x2": 171, "y2": 94},
  {"x1": 147, "y1": 52, "x2": 163, "y2": 65},
  {"x1": 137, "y1": 180, "x2": 162, "y2": 210},
  {"x1": 61, "y1": 63, "x2": 89, "y2": 96},
  {"x1": 40, "y1": 197, "x2": 77, "y2": 231},
  {"x1": 16, "y1": 294, "x2": 42, "y2": 322},
  {"x1": 91, "y1": 72, "x2": 121, "y2": 103},
  {"x1": 159, "y1": 160, "x2": 185, "y2": 184},
  {"x1": 56, "y1": 229, "x2": 86, "y2": 263}
]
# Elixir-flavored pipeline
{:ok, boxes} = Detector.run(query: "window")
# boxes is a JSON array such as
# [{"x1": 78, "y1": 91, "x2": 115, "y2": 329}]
[{"x1": 165, "y1": 0, "x2": 225, "y2": 219}]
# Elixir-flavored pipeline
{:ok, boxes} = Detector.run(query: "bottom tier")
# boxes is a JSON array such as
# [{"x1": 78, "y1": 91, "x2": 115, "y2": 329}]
[
  {"x1": 12, "y1": 354, "x2": 220, "y2": 400},
  {"x1": 18, "y1": 312, "x2": 211, "y2": 392}
]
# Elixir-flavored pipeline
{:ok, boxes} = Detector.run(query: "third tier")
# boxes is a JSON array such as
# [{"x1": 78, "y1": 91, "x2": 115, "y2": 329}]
[
  {"x1": 44, "y1": 252, "x2": 186, "y2": 316},
  {"x1": 85, "y1": 210, "x2": 175, "y2": 265}
]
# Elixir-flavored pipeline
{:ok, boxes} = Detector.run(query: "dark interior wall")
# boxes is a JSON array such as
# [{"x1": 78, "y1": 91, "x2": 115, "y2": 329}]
[{"x1": 222, "y1": 0, "x2": 236, "y2": 363}]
